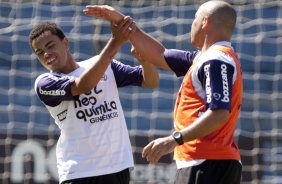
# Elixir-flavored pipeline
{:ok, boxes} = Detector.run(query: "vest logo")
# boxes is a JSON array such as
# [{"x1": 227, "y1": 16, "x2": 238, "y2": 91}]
[
  {"x1": 39, "y1": 88, "x2": 66, "y2": 96},
  {"x1": 204, "y1": 64, "x2": 212, "y2": 103},
  {"x1": 213, "y1": 93, "x2": 221, "y2": 101},
  {"x1": 220, "y1": 64, "x2": 230, "y2": 102}
]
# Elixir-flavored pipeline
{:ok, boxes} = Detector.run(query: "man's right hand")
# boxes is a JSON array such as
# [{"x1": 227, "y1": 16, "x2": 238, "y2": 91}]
[
  {"x1": 83, "y1": 5, "x2": 125, "y2": 24},
  {"x1": 111, "y1": 16, "x2": 136, "y2": 45}
]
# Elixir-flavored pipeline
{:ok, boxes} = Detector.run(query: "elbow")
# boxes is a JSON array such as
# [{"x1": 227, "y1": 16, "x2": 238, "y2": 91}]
[
  {"x1": 209, "y1": 109, "x2": 230, "y2": 126},
  {"x1": 146, "y1": 80, "x2": 159, "y2": 89},
  {"x1": 73, "y1": 85, "x2": 92, "y2": 95},
  {"x1": 142, "y1": 75, "x2": 160, "y2": 89},
  {"x1": 217, "y1": 109, "x2": 230, "y2": 125},
  {"x1": 152, "y1": 78, "x2": 160, "y2": 88},
  {"x1": 141, "y1": 66, "x2": 160, "y2": 89}
]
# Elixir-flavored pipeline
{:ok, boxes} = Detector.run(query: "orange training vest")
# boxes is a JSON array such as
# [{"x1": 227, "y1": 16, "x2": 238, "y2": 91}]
[{"x1": 173, "y1": 45, "x2": 242, "y2": 161}]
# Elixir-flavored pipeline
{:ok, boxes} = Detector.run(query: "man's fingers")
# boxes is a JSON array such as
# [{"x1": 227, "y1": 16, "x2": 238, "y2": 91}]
[
  {"x1": 83, "y1": 8, "x2": 103, "y2": 18},
  {"x1": 142, "y1": 140, "x2": 163, "y2": 164},
  {"x1": 112, "y1": 16, "x2": 135, "y2": 39},
  {"x1": 142, "y1": 141, "x2": 154, "y2": 158},
  {"x1": 83, "y1": 6, "x2": 107, "y2": 19},
  {"x1": 146, "y1": 149, "x2": 159, "y2": 163},
  {"x1": 154, "y1": 153, "x2": 162, "y2": 163},
  {"x1": 118, "y1": 16, "x2": 133, "y2": 32},
  {"x1": 146, "y1": 149, "x2": 163, "y2": 164},
  {"x1": 83, "y1": 5, "x2": 124, "y2": 23},
  {"x1": 128, "y1": 21, "x2": 136, "y2": 32},
  {"x1": 116, "y1": 17, "x2": 129, "y2": 31}
]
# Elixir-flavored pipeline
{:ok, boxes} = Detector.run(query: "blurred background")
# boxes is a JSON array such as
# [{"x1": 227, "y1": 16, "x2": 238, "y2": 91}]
[{"x1": 0, "y1": 0, "x2": 281, "y2": 183}]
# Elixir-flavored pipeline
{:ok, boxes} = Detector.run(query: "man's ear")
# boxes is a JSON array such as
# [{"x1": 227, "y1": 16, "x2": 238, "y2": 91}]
[
  {"x1": 202, "y1": 16, "x2": 209, "y2": 29},
  {"x1": 63, "y1": 37, "x2": 69, "y2": 50}
]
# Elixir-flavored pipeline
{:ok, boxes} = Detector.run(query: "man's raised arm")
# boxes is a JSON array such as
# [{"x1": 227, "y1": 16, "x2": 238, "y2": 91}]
[{"x1": 83, "y1": 5, "x2": 171, "y2": 71}]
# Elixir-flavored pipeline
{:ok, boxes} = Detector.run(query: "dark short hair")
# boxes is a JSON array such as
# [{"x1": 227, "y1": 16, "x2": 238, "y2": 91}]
[{"x1": 29, "y1": 22, "x2": 66, "y2": 46}]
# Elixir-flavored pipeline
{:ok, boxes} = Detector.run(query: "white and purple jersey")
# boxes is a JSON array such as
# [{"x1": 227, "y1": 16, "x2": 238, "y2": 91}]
[
  {"x1": 164, "y1": 41, "x2": 237, "y2": 111},
  {"x1": 34, "y1": 56, "x2": 143, "y2": 183}
]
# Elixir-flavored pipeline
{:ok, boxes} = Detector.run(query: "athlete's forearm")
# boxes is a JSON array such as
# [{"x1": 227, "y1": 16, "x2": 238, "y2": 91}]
[
  {"x1": 141, "y1": 62, "x2": 159, "y2": 88},
  {"x1": 180, "y1": 109, "x2": 230, "y2": 142},
  {"x1": 129, "y1": 27, "x2": 169, "y2": 70},
  {"x1": 72, "y1": 37, "x2": 124, "y2": 95}
]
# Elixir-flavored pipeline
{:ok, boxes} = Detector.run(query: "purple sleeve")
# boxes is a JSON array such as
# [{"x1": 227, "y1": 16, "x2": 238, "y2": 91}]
[
  {"x1": 198, "y1": 60, "x2": 234, "y2": 111},
  {"x1": 35, "y1": 73, "x2": 75, "y2": 107},
  {"x1": 163, "y1": 49, "x2": 199, "y2": 77},
  {"x1": 111, "y1": 60, "x2": 143, "y2": 87}
]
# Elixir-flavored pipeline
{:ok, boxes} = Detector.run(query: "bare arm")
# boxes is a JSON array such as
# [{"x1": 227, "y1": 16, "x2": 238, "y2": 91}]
[
  {"x1": 142, "y1": 109, "x2": 230, "y2": 163},
  {"x1": 71, "y1": 21, "x2": 132, "y2": 96},
  {"x1": 101, "y1": 16, "x2": 159, "y2": 89},
  {"x1": 131, "y1": 46, "x2": 159, "y2": 88},
  {"x1": 83, "y1": 5, "x2": 172, "y2": 71},
  {"x1": 180, "y1": 109, "x2": 230, "y2": 142},
  {"x1": 130, "y1": 27, "x2": 169, "y2": 70}
]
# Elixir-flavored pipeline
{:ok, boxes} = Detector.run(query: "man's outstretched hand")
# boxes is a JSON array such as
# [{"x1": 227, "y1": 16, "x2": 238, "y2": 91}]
[
  {"x1": 83, "y1": 5, "x2": 125, "y2": 23},
  {"x1": 111, "y1": 16, "x2": 136, "y2": 43}
]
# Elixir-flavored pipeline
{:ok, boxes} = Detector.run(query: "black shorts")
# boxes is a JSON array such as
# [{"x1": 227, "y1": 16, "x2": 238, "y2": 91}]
[
  {"x1": 175, "y1": 160, "x2": 242, "y2": 184},
  {"x1": 61, "y1": 168, "x2": 130, "y2": 184}
]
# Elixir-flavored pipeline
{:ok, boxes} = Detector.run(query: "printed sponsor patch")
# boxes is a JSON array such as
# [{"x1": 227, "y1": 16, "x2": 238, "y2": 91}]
[{"x1": 57, "y1": 109, "x2": 67, "y2": 121}]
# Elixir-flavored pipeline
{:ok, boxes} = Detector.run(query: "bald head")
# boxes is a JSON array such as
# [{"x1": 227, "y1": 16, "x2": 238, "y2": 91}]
[{"x1": 199, "y1": 1, "x2": 237, "y2": 35}]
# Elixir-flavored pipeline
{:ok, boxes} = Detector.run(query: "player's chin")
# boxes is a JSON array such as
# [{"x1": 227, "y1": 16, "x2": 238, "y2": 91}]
[{"x1": 43, "y1": 64, "x2": 53, "y2": 71}]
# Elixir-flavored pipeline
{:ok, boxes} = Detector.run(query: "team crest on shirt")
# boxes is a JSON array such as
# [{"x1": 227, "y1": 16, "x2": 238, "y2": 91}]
[
  {"x1": 100, "y1": 75, "x2": 107, "y2": 81},
  {"x1": 213, "y1": 93, "x2": 221, "y2": 101}
]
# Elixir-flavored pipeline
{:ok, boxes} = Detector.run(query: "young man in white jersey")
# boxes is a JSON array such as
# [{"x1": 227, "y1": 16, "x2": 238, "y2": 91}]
[{"x1": 29, "y1": 15, "x2": 159, "y2": 184}]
